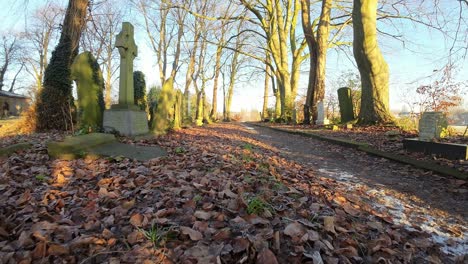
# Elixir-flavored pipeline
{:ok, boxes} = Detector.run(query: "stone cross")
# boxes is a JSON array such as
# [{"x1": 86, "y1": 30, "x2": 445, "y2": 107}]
[{"x1": 115, "y1": 22, "x2": 138, "y2": 108}]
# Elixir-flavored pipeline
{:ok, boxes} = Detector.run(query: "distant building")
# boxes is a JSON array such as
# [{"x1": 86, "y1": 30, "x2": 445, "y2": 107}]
[{"x1": 0, "y1": 90, "x2": 30, "y2": 116}]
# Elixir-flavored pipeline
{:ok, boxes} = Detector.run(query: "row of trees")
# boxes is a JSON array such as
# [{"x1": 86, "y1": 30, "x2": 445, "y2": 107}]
[{"x1": 0, "y1": 0, "x2": 465, "y2": 131}]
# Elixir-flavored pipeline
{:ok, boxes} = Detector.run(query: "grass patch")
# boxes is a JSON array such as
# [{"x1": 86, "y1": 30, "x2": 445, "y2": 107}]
[
  {"x1": 138, "y1": 224, "x2": 176, "y2": 248},
  {"x1": 242, "y1": 143, "x2": 253, "y2": 151},
  {"x1": 175, "y1": 146, "x2": 186, "y2": 154},
  {"x1": 35, "y1": 174, "x2": 48, "y2": 182},
  {"x1": 246, "y1": 196, "x2": 272, "y2": 215}
]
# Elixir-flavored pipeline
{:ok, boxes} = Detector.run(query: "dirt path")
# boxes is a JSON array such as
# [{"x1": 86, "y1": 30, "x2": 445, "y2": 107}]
[{"x1": 236, "y1": 123, "x2": 467, "y2": 257}]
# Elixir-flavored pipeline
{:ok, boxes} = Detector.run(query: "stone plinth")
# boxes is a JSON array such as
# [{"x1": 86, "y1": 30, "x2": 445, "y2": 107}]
[
  {"x1": 316, "y1": 101, "x2": 330, "y2": 125},
  {"x1": 103, "y1": 109, "x2": 148, "y2": 136},
  {"x1": 403, "y1": 138, "x2": 467, "y2": 160},
  {"x1": 419, "y1": 112, "x2": 447, "y2": 141}
]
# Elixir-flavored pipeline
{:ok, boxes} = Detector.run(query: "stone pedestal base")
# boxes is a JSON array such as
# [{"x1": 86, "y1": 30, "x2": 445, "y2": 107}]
[
  {"x1": 316, "y1": 119, "x2": 330, "y2": 125},
  {"x1": 103, "y1": 109, "x2": 149, "y2": 136}
]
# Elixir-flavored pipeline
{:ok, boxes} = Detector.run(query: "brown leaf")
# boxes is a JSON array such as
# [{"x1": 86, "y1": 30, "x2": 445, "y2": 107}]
[
  {"x1": 48, "y1": 244, "x2": 69, "y2": 256},
  {"x1": 130, "y1": 213, "x2": 145, "y2": 227},
  {"x1": 343, "y1": 203, "x2": 360, "y2": 217},
  {"x1": 180, "y1": 226, "x2": 203, "y2": 241},
  {"x1": 122, "y1": 199, "x2": 136, "y2": 209},
  {"x1": 32, "y1": 242, "x2": 47, "y2": 259},
  {"x1": 127, "y1": 230, "x2": 144, "y2": 245},
  {"x1": 323, "y1": 216, "x2": 336, "y2": 234},
  {"x1": 233, "y1": 237, "x2": 250, "y2": 253},
  {"x1": 17, "y1": 231, "x2": 34, "y2": 248},
  {"x1": 194, "y1": 210, "x2": 212, "y2": 220},
  {"x1": 16, "y1": 189, "x2": 31, "y2": 206},
  {"x1": 284, "y1": 222, "x2": 306, "y2": 238},
  {"x1": 256, "y1": 248, "x2": 278, "y2": 264},
  {"x1": 334, "y1": 246, "x2": 358, "y2": 258}
]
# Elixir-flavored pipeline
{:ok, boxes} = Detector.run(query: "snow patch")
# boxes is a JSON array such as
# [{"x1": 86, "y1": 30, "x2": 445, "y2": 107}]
[{"x1": 318, "y1": 168, "x2": 355, "y2": 181}]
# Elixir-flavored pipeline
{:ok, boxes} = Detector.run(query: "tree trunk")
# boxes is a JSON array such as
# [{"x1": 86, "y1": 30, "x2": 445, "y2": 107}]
[
  {"x1": 301, "y1": 0, "x2": 332, "y2": 124},
  {"x1": 36, "y1": 0, "x2": 89, "y2": 131},
  {"x1": 210, "y1": 43, "x2": 223, "y2": 121},
  {"x1": 262, "y1": 53, "x2": 271, "y2": 121},
  {"x1": 312, "y1": 0, "x2": 332, "y2": 122},
  {"x1": 353, "y1": 0, "x2": 394, "y2": 125}
]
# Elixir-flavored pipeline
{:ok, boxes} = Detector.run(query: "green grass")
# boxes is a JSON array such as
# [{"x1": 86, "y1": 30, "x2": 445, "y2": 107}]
[
  {"x1": 242, "y1": 143, "x2": 253, "y2": 151},
  {"x1": 175, "y1": 146, "x2": 186, "y2": 154},
  {"x1": 246, "y1": 196, "x2": 272, "y2": 215},
  {"x1": 35, "y1": 174, "x2": 48, "y2": 182},
  {"x1": 138, "y1": 224, "x2": 176, "y2": 248}
]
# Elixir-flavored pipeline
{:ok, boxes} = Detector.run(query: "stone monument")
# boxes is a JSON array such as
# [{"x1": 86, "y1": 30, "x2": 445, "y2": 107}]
[
  {"x1": 316, "y1": 101, "x2": 330, "y2": 125},
  {"x1": 103, "y1": 22, "x2": 149, "y2": 136},
  {"x1": 337, "y1": 87, "x2": 354, "y2": 123},
  {"x1": 418, "y1": 112, "x2": 447, "y2": 141}
]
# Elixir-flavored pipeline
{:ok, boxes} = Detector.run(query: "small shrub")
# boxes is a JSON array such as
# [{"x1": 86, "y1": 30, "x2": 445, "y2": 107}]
[
  {"x1": 396, "y1": 116, "x2": 418, "y2": 132},
  {"x1": 242, "y1": 143, "x2": 253, "y2": 151},
  {"x1": 175, "y1": 146, "x2": 186, "y2": 154},
  {"x1": 139, "y1": 224, "x2": 175, "y2": 248},
  {"x1": 35, "y1": 174, "x2": 47, "y2": 182}
]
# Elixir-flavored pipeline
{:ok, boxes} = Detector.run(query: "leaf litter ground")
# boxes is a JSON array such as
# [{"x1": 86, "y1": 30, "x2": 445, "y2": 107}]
[{"x1": 0, "y1": 123, "x2": 466, "y2": 263}]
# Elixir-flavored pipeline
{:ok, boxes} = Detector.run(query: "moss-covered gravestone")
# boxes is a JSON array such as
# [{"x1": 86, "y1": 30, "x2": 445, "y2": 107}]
[
  {"x1": 71, "y1": 52, "x2": 105, "y2": 129},
  {"x1": 337, "y1": 87, "x2": 355, "y2": 123},
  {"x1": 151, "y1": 77, "x2": 175, "y2": 133}
]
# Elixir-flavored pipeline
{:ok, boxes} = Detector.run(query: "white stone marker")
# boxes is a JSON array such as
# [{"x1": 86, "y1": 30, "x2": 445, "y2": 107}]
[{"x1": 316, "y1": 100, "x2": 330, "y2": 125}]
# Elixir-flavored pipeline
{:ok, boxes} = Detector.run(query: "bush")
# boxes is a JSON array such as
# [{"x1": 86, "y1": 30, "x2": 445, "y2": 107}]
[
  {"x1": 134, "y1": 71, "x2": 147, "y2": 111},
  {"x1": 396, "y1": 116, "x2": 418, "y2": 132}
]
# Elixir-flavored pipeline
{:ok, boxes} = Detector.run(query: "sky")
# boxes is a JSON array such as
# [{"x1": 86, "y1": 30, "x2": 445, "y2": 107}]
[{"x1": 0, "y1": 0, "x2": 467, "y2": 113}]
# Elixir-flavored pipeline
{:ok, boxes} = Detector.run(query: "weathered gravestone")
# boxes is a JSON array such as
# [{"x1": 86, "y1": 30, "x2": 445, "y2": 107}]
[
  {"x1": 402, "y1": 111, "x2": 466, "y2": 160},
  {"x1": 418, "y1": 112, "x2": 447, "y2": 141},
  {"x1": 316, "y1": 101, "x2": 329, "y2": 125},
  {"x1": 71, "y1": 52, "x2": 105, "y2": 130},
  {"x1": 292, "y1": 108, "x2": 297, "y2": 124},
  {"x1": 103, "y1": 22, "x2": 149, "y2": 136},
  {"x1": 337, "y1": 87, "x2": 354, "y2": 123}
]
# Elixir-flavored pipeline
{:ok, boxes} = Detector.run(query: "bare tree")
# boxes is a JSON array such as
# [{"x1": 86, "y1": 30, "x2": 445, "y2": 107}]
[
  {"x1": 81, "y1": 1, "x2": 123, "y2": 108},
  {"x1": 23, "y1": 2, "x2": 63, "y2": 97},
  {"x1": 0, "y1": 36, "x2": 22, "y2": 91},
  {"x1": 240, "y1": 0, "x2": 308, "y2": 121}
]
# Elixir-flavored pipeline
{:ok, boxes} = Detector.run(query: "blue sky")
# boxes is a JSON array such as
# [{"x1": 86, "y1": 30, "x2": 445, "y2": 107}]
[{"x1": 1, "y1": 0, "x2": 466, "y2": 113}]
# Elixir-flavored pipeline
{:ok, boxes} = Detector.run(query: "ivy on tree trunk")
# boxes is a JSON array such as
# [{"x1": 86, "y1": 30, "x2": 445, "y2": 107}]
[{"x1": 36, "y1": 0, "x2": 89, "y2": 131}]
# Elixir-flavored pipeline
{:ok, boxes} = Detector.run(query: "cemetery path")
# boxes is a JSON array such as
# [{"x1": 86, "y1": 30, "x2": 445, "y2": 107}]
[{"x1": 239, "y1": 122, "x2": 467, "y2": 257}]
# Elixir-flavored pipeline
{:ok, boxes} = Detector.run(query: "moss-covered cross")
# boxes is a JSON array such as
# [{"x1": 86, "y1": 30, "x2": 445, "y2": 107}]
[{"x1": 115, "y1": 22, "x2": 138, "y2": 108}]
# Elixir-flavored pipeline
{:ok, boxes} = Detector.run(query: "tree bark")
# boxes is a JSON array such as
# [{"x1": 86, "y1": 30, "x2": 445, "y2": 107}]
[
  {"x1": 262, "y1": 53, "x2": 271, "y2": 121},
  {"x1": 301, "y1": 0, "x2": 332, "y2": 124},
  {"x1": 36, "y1": 0, "x2": 89, "y2": 130},
  {"x1": 353, "y1": 0, "x2": 394, "y2": 125}
]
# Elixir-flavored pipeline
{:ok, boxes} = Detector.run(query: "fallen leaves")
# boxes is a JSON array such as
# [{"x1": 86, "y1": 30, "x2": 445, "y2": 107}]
[
  {"x1": 0, "y1": 123, "x2": 459, "y2": 263},
  {"x1": 180, "y1": 226, "x2": 203, "y2": 241}
]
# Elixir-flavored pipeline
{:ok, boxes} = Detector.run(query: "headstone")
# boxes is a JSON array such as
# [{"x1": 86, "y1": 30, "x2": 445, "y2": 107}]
[
  {"x1": 418, "y1": 112, "x2": 448, "y2": 141},
  {"x1": 337, "y1": 87, "x2": 354, "y2": 123},
  {"x1": 292, "y1": 108, "x2": 297, "y2": 124},
  {"x1": 103, "y1": 22, "x2": 149, "y2": 136},
  {"x1": 71, "y1": 52, "x2": 105, "y2": 129},
  {"x1": 316, "y1": 101, "x2": 329, "y2": 125}
]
